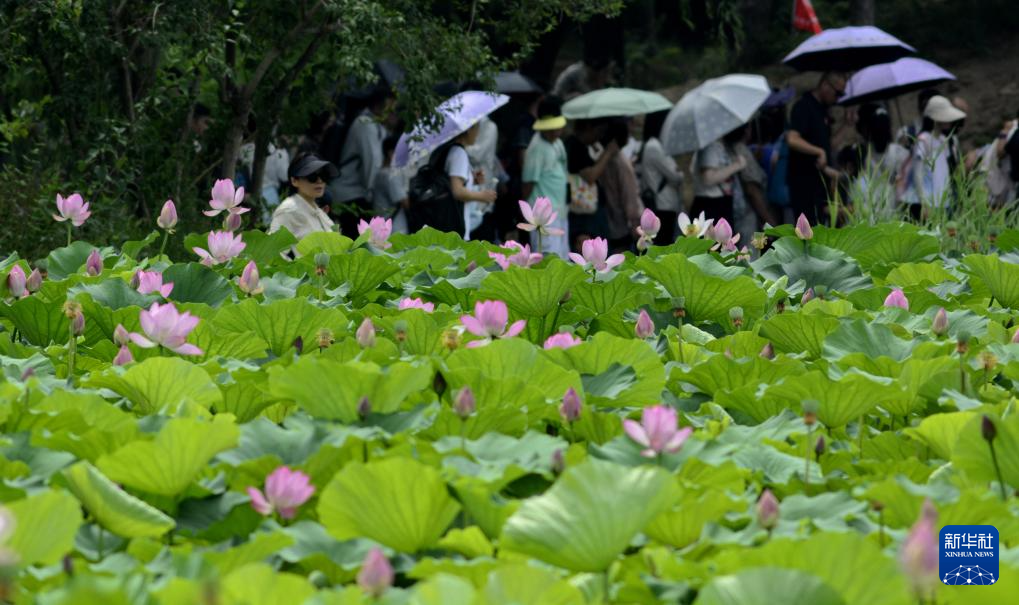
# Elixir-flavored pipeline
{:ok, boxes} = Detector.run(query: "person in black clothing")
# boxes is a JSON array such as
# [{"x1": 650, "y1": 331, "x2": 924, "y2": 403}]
[
  {"x1": 565, "y1": 119, "x2": 615, "y2": 249},
  {"x1": 786, "y1": 72, "x2": 846, "y2": 224}
]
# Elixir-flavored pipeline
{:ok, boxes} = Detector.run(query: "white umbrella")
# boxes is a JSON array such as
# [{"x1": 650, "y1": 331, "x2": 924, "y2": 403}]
[{"x1": 662, "y1": 74, "x2": 771, "y2": 155}]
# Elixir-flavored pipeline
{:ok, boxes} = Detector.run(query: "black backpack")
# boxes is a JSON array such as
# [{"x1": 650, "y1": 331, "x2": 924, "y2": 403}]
[{"x1": 407, "y1": 143, "x2": 465, "y2": 235}]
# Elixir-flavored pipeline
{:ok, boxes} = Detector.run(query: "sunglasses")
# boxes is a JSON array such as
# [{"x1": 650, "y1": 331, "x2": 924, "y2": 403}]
[
  {"x1": 302, "y1": 171, "x2": 330, "y2": 183},
  {"x1": 825, "y1": 79, "x2": 846, "y2": 98}
]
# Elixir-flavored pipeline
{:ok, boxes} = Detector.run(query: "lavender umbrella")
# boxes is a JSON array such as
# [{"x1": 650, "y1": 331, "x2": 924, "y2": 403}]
[
  {"x1": 839, "y1": 58, "x2": 955, "y2": 106},
  {"x1": 783, "y1": 26, "x2": 915, "y2": 72},
  {"x1": 394, "y1": 91, "x2": 509, "y2": 168}
]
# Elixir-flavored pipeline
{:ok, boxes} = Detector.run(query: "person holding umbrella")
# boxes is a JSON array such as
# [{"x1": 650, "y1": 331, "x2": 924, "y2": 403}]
[{"x1": 786, "y1": 72, "x2": 847, "y2": 223}]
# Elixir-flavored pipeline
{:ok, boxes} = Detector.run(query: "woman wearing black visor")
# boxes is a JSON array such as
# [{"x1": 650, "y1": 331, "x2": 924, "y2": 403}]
[{"x1": 269, "y1": 152, "x2": 339, "y2": 240}]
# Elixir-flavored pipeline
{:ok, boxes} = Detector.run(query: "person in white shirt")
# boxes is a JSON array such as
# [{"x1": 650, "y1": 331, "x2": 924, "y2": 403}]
[
  {"x1": 464, "y1": 116, "x2": 501, "y2": 240},
  {"x1": 902, "y1": 96, "x2": 966, "y2": 219},
  {"x1": 447, "y1": 123, "x2": 498, "y2": 239},
  {"x1": 854, "y1": 104, "x2": 909, "y2": 219},
  {"x1": 373, "y1": 135, "x2": 409, "y2": 234},
  {"x1": 637, "y1": 110, "x2": 684, "y2": 244},
  {"x1": 270, "y1": 153, "x2": 338, "y2": 242}
]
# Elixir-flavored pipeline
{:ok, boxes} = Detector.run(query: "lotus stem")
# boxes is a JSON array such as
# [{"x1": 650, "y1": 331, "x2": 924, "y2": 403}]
[
  {"x1": 66, "y1": 223, "x2": 72, "y2": 247},
  {"x1": 676, "y1": 316, "x2": 685, "y2": 364},
  {"x1": 66, "y1": 330, "x2": 77, "y2": 388},
  {"x1": 97, "y1": 526, "x2": 104, "y2": 559},
  {"x1": 878, "y1": 508, "x2": 885, "y2": 547},
  {"x1": 548, "y1": 302, "x2": 563, "y2": 340},
  {"x1": 858, "y1": 415, "x2": 865, "y2": 458},
  {"x1": 804, "y1": 423, "x2": 812, "y2": 488},
  {"x1": 988, "y1": 439, "x2": 1008, "y2": 501},
  {"x1": 537, "y1": 231, "x2": 543, "y2": 255},
  {"x1": 158, "y1": 230, "x2": 170, "y2": 258}
]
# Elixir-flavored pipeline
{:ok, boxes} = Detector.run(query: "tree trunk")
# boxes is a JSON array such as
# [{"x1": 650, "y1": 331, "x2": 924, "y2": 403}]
[
  {"x1": 849, "y1": 0, "x2": 876, "y2": 25},
  {"x1": 220, "y1": 98, "x2": 250, "y2": 181}
]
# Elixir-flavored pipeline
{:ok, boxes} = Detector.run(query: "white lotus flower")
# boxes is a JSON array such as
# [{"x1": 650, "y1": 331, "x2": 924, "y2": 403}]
[{"x1": 678, "y1": 212, "x2": 713, "y2": 238}]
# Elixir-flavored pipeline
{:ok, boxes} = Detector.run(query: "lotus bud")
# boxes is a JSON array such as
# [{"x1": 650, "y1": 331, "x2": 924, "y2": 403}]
[
  {"x1": 757, "y1": 489, "x2": 780, "y2": 530},
  {"x1": 751, "y1": 232, "x2": 767, "y2": 250},
  {"x1": 794, "y1": 213, "x2": 813, "y2": 240},
  {"x1": 314, "y1": 253, "x2": 329, "y2": 276},
  {"x1": 465, "y1": 260, "x2": 478, "y2": 273},
  {"x1": 357, "y1": 396, "x2": 371, "y2": 419},
  {"x1": 26, "y1": 269, "x2": 42, "y2": 293},
  {"x1": 356, "y1": 318, "x2": 376, "y2": 348},
  {"x1": 982, "y1": 415, "x2": 997, "y2": 443},
  {"x1": 945, "y1": 221, "x2": 958, "y2": 237},
  {"x1": 357, "y1": 547, "x2": 393, "y2": 598},
  {"x1": 901, "y1": 499, "x2": 938, "y2": 596},
  {"x1": 113, "y1": 324, "x2": 131, "y2": 346},
  {"x1": 760, "y1": 342, "x2": 775, "y2": 360},
  {"x1": 157, "y1": 200, "x2": 178, "y2": 231},
  {"x1": 980, "y1": 350, "x2": 998, "y2": 371},
  {"x1": 931, "y1": 308, "x2": 948, "y2": 336},
  {"x1": 71, "y1": 309, "x2": 85, "y2": 336},
  {"x1": 292, "y1": 336, "x2": 304, "y2": 355},
  {"x1": 871, "y1": 500, "x2": 885, "y2": 512},
  {"x1": 442, "y1": 329, "x2": 460, "y2": 350},
  {"x1": 317, "y1": 328, "x2": 334, "y2": 350},
  {"x1": 776, "y1": 298, "x2": 786, "y2": 314},
  {"x1": 432, "y1": 372, "x2": 447, "y2": 397},
  {"x1": 729, "y1": 306, "x2": 744, "y2": 329},
  {"x1": 956, "y1": 331, "x2": 970, "y2": 354},
  {"x1": 62, "y1": 554, "x2": 74, "y2": 577},
  {"x1": 1011, "y1": 328, "x2": 1019, "y2": 344},
  {"x1": 85, "y1": 249, "x2": 102, "y2": 276},
  {"x1": 802, "y1": 400, "x2": 818, "y2": 426},
  {"x1": 883, "y1": 288, "x2": 909, "y2": 310},
  {"x1": 20, "y1": 367, "x2": 35, "y2": 381},
  {"x1": 393, "y1": 320, "x2": 408, "y2": 343},
  {"x1": 815, "y1": 435, "x2": 826, "y2": 459},
  {"x1": 237, "y1": 261, "x2": 263, "y2": 296},
  {"x1": 223, "y1": 211, "x2": 243, "y2": 232},
  {"x1": 635, "y1": 309, "x2": 655, "y2": 339},
  {"x1": 968, "y1": 240, "x2": 979, "y2": 252},
  {"x1": 63, "y1": 301, "x2": 82, "y2": 319},
  {"x1": 559, "y1": 387, "x2": 582, "y2": 423},
  {"x1": 551, "y1": 449, "x2": 565, "y2": 474},
  {"x1": 6, "y1": 265, "x2": 27, "y2": 299},
  {"x1": 454, "y1": 386, "x2": 475, "y2": 419},
  {"x1": 672, "y1": 296, "x2": 686, "y2": 318},
  {"x1": 801, "y1": 288, "x2": 815, "y2": 304},
  {"x1": 113, "y1": 345, "x2": 134, "y2": 366}
]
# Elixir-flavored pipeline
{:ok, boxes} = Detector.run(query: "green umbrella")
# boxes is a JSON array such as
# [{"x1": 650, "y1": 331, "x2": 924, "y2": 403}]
[{"x1": 561, "y1": 87, "x2": 673, "y2": 119}]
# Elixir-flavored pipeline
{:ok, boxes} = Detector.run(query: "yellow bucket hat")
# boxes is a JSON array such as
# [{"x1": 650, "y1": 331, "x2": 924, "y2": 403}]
[{"x1": 533, "y1": 115, "x2": 567, "y2": 131}]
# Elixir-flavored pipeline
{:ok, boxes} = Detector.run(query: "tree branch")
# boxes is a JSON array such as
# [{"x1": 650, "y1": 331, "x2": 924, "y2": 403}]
[{"x1": 240, "y1": 0, "x2": 327, "y2": 99}]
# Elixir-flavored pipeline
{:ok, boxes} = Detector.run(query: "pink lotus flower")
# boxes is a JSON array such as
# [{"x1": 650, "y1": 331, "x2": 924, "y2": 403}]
[
  {"x1": 237, "y1": 261, "x2": 263, "y2": 296},
  {"x1": 357, "y1": 547, "x2": 394, "y2": 598},
  {"x1": 560, "y1": 387, "x2": 582, "y2": 422},
  {"x1": 356, "y1": 318, "x2": 376, "y2": 348},
  {"x1": 678, "y1": 212, "x2": 713, "y2": 238},
  {"x1": 53, "y1": 193, "x2": 91, "y2": 227},
  {"x1": 246, "y1": 466, "x2": 315, "y2": 520},
  {"x1": 135, "y1": 271, "x2": 173, "y2": 298},
  {"x1": 736, "y1": 246, "x2": 751, "y2": 262},
  {"x1": 489, "y1": 240, "x2": 543, "y2": 270},
  {"x1": 757, "y1": 489, "x2": 780, "y2": 529},
  {"x1": 623, "y1": 405, "x2": 693, "y2": 458},
  {"x1": 223, "y1": 211, "x2": 243, "y2": 232},
  {"x1": 460, "y1": 300, "x2": 526, "y2": 348},
  {"x1": 544, "y1": 332, "x2": 582, "y2": 349},
  {"x1": 157, "y1": 200, "x2": 177, "y2": 231},
  {"x1": 398, "y1": 297, "x2": 434, "y2": 312},
  {"x1": 1012, "y1": 329, "x2": 1019, "y2": 345},
  {"x1": 26, "y1": 269, "x2": 42, "y2": 293},
  {"x1": 635, "y1": 309, "x2": 655, "y2": 339},
  {"x1": 636, "y1": 209, "x2": 661, "y2": 251},
  {"x1": 884, "y1": 288, "x2": 909, "y2": 310},
  {"x1": 801, "y1": 288, "x2": 815, "y2": 304},
  {"x1": 205, "y1": 179, "x2": 249, "y2": 217},
  {"x1": 901, "y1": 499, "x2": 938, "y2": 597},
  {"x1": 710, "y1": 218, "x2": 741, "y2": 252},
  {"x1": 113, "y1": 345, "x2": 134, "y2": 366},
  {"x1": 113, "y1": 324, "x2": 131, "y2": 346},
  {"x1": 569, "y1": 237, "x2": 625, "y2": 273},
  {"x1": 129, "y1": 302, "x2": 203, "y2": 356},
  {"x1": 358, "y1": 216, "x2": 393, "y2": 249},
  {"x1": 794, "y1": 213, "x2": 813, "y2": 240},
  {"x1": 85, "y1": 249, "x2": 103, "y2": 276},
  {"x1": 6, "y1": 266, "x2": 28, "y2": 299},
  {"x1": 454, "y1": 386, "x2": 476, "y2": 419},
  {"x1": 193, "y1": 231, "x2": 246, "y2": 266},
  {"x1": 517, "y1": 197, "x2": 565, "y2": 236}
]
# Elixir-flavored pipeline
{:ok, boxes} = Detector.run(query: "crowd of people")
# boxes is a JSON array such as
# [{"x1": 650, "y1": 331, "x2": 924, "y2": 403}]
[{"x1": 225, "y1": 57, "x2": 1019, "y2": 257}]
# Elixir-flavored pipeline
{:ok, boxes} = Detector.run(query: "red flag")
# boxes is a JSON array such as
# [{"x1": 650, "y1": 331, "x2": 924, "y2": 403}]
[{"x1": 793, "y1": 0, "x2": 823, "y2": 34}]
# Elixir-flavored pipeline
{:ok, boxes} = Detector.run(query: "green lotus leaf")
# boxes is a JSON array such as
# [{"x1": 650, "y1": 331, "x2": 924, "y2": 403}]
[
  {"x1": 757, "y1": 313, "x2": 840, "y2": 358},
  {"x1": 375, "y1": 309, "x2": 443, "y2": 356},
  {"x1": 646, "y1": 236, "x2": 715, "y2": 258},
  {"x1": 963, "y1": 254, "x2": 1019, "y2": 309},
  {"x1": 452, "y1": 479, "x2": 520, "y2": 539},
  {"x1": 883, "y1": 262, "x2": 959, "y2": 287},
  {"x1": 326, "y1": 248, "x2": 401, "y2": 301},
  {"x1": 207, "y1": 531, "x2": 295, "y2": 575},
  {"x1": 477, "y1": 260, "x2": 587, "y2": 319},
  {"x1": 213, "y1": 297, "x2": 348, "y2": 356},
  {"x1": 241, "y1": 229, "x2": 298, "y2": 265},
  {"x1": 481, "y1": 564, "x2": 586, "y2": 605},
  {"x1": 500, "y1": 458, "x2": 676, "y2": 572},
  {"x1": 710, "y1": 532, "x2": 910, "y2": 605},
  {"x1": 570, "y1": 273, "x2": 655, "y2": 316},
  {"x1": 0, "y1": 294, "x2": 70, "y2": 346},
  {"x1": 695, "y1": 568, "x2": 845, "y2": 605},
  {"x1": 62, "y1": 462, "x2": 175, "y2": 538},
  {"x1": 318, "y1": 457, "x2": 460, "y2": 553},
  {"x1": 751, "y1": 239, "x2": 871, "y2": 293},
  {"x1": 952, "y1": 413, "x2": 1019, "y2": 489},
  {"x1": 86, "y1": 356, "x2": 222, "y2": 415},
  {"x1": 822, "y1": 318, "x2": 915, "y2": 362},
  {"x1": 97, "y1": 415, "x2": 240, "y2": 496},
  {"x1": 294, "y1": 231, "x2": 354, "y2": 257},
  {"x1": 22, "y1": 390, "x2": 140, "y2": 462},
  {"x1": 44, "y1": 240, "x2": 97, "y2": 280},
  {"x1": 543, "y1": 333, "x2": 664, "y2": 407},
  {"x1": 121, "y1": 230, "x2": 159, "y2": 260},
  {"x1": 437, "y1": 526, "x2": 493, "y2": 558},
  {"x1": 69, "y1": 279, "x2": 154, "y2": 310},
  {"x1": 765, "y1": 371, "x2": 902, "y2": 428},
  {"x1": 221, "y1": 562, "x2": 315, "y2": 605},
  {"x1": 270, "y1": 357, "x2": 432, "y2": 421},
  {"x1": 679, "y1": 354, "x2": 807, "y2": 397},
  {"x1": 637, "y1": 253, "x2": 766, "y2": 327},
  {"x1": 6, "y1": 489, "x2": 83, "y2": 565},
  {"x1": 162, "y1": 262, "x2": 234, "y2": 306},
  {"x1": 905, "y1": 411, "x2": 977, "y2": 460},
  {"x1": 646, "y1": 488, "x2": 744, "y2": 548},
  {"x1": 812, "y1": 223, "x2": 939, "y2": 275},
  {"x1": 409, "y1": 574, "x2": 477, "y2": 605}
]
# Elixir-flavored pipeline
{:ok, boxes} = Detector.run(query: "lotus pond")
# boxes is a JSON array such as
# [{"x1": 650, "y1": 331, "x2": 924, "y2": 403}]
[{"x1": 1, "y1": 201, "x2": 1018, "y2": 604}]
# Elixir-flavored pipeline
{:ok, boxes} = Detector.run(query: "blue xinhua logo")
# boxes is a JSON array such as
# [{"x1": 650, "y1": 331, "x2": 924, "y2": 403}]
[{"x1": 939, "y1": 525, "x2": 999, "y2": 586}]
